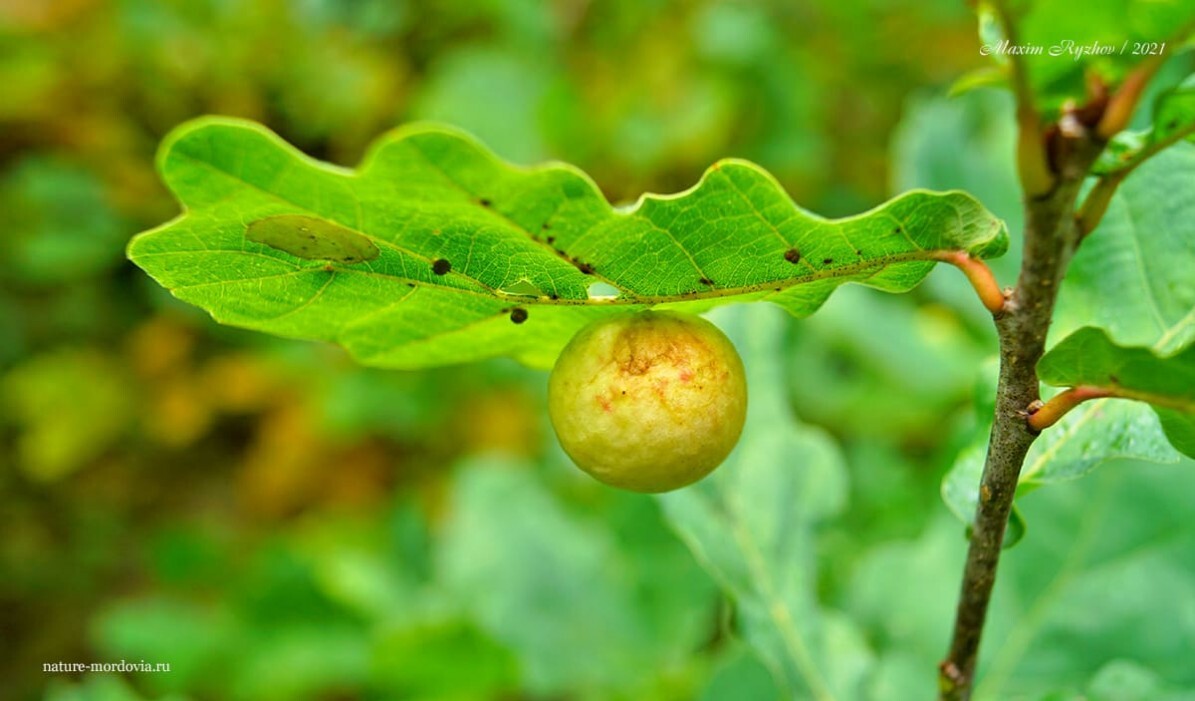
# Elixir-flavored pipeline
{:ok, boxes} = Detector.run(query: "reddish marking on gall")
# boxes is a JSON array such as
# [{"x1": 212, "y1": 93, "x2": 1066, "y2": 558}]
[
  {"x1": 598, "y1": 396, "x2": 612, "y2": 413},
  {"x1": 653, "y1": 379, "x2": 670, "y2": 400},
  {"x1": 678, "y1": 370, "x2": 693, "y2": 383}
]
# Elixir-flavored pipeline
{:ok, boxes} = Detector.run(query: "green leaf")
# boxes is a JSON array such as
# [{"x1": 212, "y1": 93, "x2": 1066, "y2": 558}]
[
  {"x1": 43, "y1": 676, "x2": 185, "y2": 701},
  {"x1": 370, "y1": 620, "x2": 518, "y2": 699},
  {"x1": 859, "y1": 459, "x2": 1195, "y2": 700},
  {"x1": 2, "y1": 348, "x2": 136, "y2": 481},
  {"x1": 1, "y1": 158, "x2": 128, "y2": 287},
  {"x1": 973, "y1": 460, "x2": 1195, "y2": 698},
  {"x1": 1056, "y1": 143, "x2": 1195, "y2": 353},
  {"x1": 438, "y1": 458, "x2": 713, "y2": 698},
  {"x1": 1084, "y1": 659, "x2": 1195, "y2": 701},
  {"x1": 127, "y1": 117, "x2": 1008, "y2": 369},
  {"x1": 1038, "y1": 327, "x2": 1195, "y2": 457},
  {"x1": 1095, "y1": 75, "x2": 1195, "y2": 176},
  {"x1": 93, "y1": 596, "x2": 238, "y2": 694},
  {"x1": 659, "y1": 305, "x2": 862, "y2": 700},
  {"x1": 1052, "y1": 141, "x2": 1195, "y2": 464},
  {"x1": 983, "y1": 1, "x2": 1195, "y2": 110}
]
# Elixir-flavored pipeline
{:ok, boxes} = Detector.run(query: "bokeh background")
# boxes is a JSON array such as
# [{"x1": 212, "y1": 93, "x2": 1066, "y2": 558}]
[{"x1": 4, "y1": 1, "x2": 1195, "y2": 700}]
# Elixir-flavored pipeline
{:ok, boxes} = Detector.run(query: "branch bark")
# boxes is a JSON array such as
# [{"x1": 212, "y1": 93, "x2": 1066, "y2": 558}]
[{"x1": 937, "y1": 115, "x2": 1106, "y2": 700}]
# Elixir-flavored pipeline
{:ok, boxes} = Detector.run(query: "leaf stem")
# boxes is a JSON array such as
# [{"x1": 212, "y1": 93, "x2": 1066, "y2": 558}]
[
  {"x1": 1097, "y1": 18, "x2": 1195, "y2": 139},
  {"x1": 935, "y1": 252, "x2": 1007, "y2": 315},
  {"x1": 1077, "y1": 121, "x2": 1195, "y2": 237},
  {"x1": 1026, "y1": 386, "x2": 1113, "y2": 431}
]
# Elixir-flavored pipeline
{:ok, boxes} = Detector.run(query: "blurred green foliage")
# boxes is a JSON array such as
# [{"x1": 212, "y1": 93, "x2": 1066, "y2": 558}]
[{"x1": 4, "y1": 1, "x2": 1195, "y2": 700}]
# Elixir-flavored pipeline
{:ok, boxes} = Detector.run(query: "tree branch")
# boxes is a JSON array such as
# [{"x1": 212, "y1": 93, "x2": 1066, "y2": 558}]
[{"x1": 937, "y1": 111, "x2": 1107, "y2": 700}]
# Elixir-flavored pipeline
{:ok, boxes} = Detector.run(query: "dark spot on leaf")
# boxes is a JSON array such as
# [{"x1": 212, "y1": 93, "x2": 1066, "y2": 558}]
[
  {"x1": 1166, "y1": 120, "x2": 1178, "y2": 130},
  {"x1": 699, "y1": 277, "x2": 714, "y2": 286},
  {"x1": 893, "y1": 226, "x2": 902, "y2": 234},
  {"x1": 510, "y1": 308, "x2": 528, "y2": 324},
  {"x1": 432, "y1": 258, "x2": 451, "y2": 275},
  {"x1": 549, "y1": 293, "x2": 559, "y2": 300},
  {"x1": 406, "y1": 282, "x2": 416, "y2": 287},
  {"x1": 542, "y1": 222, "x2": 551, "y2": 230},
  {"x1": 323, "y1": 263, "x2": 335, "y2": 272},
  {"x1": 774, "y1": 287, "x2": 782, "y2": 292},
  {"x1": 823, "y1": 258, "x2": 833, "y2": 265},
  {"x1": 784, "y1": 248, "x2": 801, "y2": 264},
  {"x1": 855, "y1": 250, "x2": 862, "y2": 256},
  {"x1": 577, "y1": 261, "x2": 596, "y2": 275},
  {"x1": 546, "y1": 236, "x2": 555, "y2": 244},
  {"x1": 1109, "y1": 374, "x2": 1120, "y2": 384},
  {"x1": 479, "y1": 198, "x2": 492, "y2": 207}
]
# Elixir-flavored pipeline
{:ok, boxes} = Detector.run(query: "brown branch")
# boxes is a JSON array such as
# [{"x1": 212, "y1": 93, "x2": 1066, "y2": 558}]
[{"x1": 937, "y1": 105, "x2": 1108, "y2": 701}]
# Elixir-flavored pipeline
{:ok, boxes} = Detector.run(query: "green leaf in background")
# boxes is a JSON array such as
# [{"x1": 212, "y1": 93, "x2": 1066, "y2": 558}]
[
  {"x1": 699, "y1": 644, "x2": 783, "y2": 701},
  {"x1": 1095, "y1": 74, "x2": 1195, "y2": 176},
  {"x1": 1038, "y1": 327, "x2": 1195, "y2": 457},
  {"x1": 43, "y1": 676, "x2": 186, "y2": 701},
  {"x1": 2, "y1": 348, "x2": 136, "y2": 481},
  {"x1": 659, "y1": 305, "x2": 865, "y2": 700},
  {"x1": 858, "y1": 458, "x2": 1195, "y2": 700},
  {"x1": 786, "y1": 285, "x2": 987, "y2": 442},
  {"x1": 439, "y1": 458, "x2": 715, "y2": 699},
  {"x1": 1, "y1": 158, "x2": 129, "y2": 287},
  {"x1": 977, "y1": 461, "x2": 1195, "y2": 698},
  {"x1": 127, "y1": 117, "x2": 1008, "y2": 369},
  {"x1": 1084, "y1": 659, "x2": 1195, "y2": 701},
  {"x1": 984, "y1": 1, "x2": 1195, "y2": 109},
  {"x1": 92, "y1": 596, "x2": 238, "y2": 695},
  {"x1": 370, "y1": 619, "x2": 519, "y2": 700}
]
